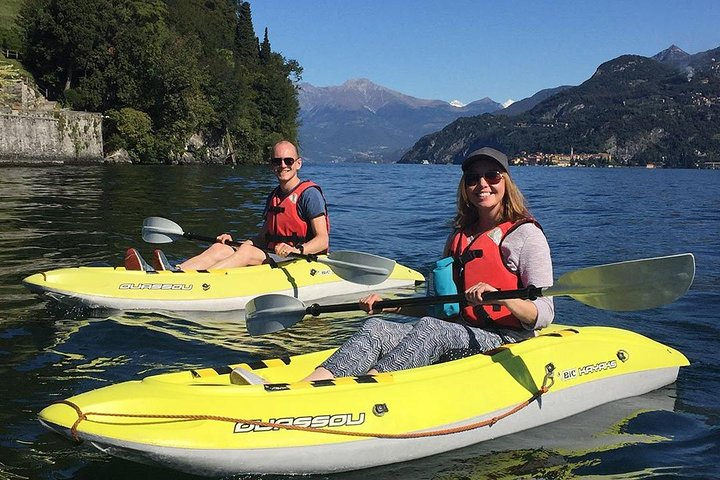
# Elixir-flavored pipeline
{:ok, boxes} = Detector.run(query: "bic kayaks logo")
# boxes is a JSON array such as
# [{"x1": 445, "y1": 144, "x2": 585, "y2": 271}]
[
  {"x1": 560, "y1": 359, "x2": 618, "y2": 381},
  {"x1": 234, "y1": 412, "x2": 366, "y2": 433},
  {"x1": 118, "y1": 283, "x2": 193, "y2": 290}
]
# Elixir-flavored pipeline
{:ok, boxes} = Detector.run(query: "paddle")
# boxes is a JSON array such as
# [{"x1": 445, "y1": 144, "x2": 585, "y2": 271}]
[
  {"x1": 140, "y1": 216, "x2": 395, "y2": 285},
  {"x1": 245, "y1": 253, "x2": 695, "y2": 336}
]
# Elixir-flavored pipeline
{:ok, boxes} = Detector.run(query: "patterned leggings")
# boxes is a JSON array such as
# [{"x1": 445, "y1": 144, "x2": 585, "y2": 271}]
[{"x1": 321, "y1": 316, "x2": 519, "y2": 377}]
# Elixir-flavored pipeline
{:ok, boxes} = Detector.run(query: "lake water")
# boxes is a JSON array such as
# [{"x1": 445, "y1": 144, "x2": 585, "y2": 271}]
[{"x1": 0, "y1": 163, "x2": 719, "y2": 479}]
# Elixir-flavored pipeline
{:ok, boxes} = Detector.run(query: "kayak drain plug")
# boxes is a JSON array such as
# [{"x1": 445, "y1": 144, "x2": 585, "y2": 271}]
[{"x1": 373, "y1": 403, "x2": 389, "y2": 417}]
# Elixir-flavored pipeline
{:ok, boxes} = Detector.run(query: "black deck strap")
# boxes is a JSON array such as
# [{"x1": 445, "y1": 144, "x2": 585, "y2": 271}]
[
  {"x1": 354, "y1": 375, "x2": 379, "y2": 383},
  {"x1": 437, "y1": 325, "x2": 485, "y2": 362},
  {"x1": 310, "y1": 379, "x2": 336, "y2": 387},
  {"x1": 264, "y1": 383, "x2": 290, "y2": 391}
]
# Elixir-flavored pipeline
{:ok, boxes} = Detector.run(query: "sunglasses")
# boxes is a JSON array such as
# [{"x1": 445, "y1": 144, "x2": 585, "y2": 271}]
[
  {"x1": 270, "y1": 157, "x2": 297, "y2": 167},
  {"x1": 464, "y1": 170, "x2": 504, "y2": 187}
]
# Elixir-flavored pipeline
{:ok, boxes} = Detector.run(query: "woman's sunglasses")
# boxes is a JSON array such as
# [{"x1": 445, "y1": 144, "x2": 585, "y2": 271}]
[
  {"x1": 270, "y1": 157, "x2": 296, "y2": 167},
  {"x1": 464, "y1": 170, "x2": 503, "y2": 187}
]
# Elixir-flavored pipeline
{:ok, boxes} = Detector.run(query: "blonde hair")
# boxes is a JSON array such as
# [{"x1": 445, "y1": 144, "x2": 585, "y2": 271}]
[{"x1": 452, "y1": 171, "x2": 531, "y2": 230}]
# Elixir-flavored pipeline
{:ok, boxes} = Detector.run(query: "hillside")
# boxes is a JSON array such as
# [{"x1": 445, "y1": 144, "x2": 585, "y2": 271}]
[
  {"x1": 400, "y1": 46, "x2": 720, "y2": 168},
  {"x1": 496, "y1": 85, "x2": 573, "y2": 116},
  {"x1": 0, "y1": 0, "x2": 22, "y2": 51}
]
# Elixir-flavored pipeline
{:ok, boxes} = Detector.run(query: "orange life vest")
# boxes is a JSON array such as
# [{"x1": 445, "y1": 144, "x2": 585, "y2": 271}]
[
  {"x1": 449, "y1": 219, "x2": 538, "y2": 329},
  {"x1": 264, "y1": 180, "x2": 329, "y2": 252}
]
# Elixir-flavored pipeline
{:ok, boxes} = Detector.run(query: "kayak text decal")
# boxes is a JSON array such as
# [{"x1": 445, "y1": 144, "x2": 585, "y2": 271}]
[
  {"x1": 118, "y1": 283, "x2": 193, "y2": 291},
  {"x1": 560, "y1": 359, "x2": 617, "y2": 381},
  {"x1": 233, "y1": 412, "x2": 365, "y2": 433}
]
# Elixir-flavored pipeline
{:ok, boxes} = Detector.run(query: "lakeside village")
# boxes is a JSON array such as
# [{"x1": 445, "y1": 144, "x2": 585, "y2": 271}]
[{"x1": 507, "y1": 149, "x2": 720, "y2": 169}]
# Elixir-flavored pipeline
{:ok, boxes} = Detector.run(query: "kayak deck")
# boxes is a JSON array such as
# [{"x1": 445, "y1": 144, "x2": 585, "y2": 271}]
[
  {"x1": 38, "y1": 325, "x2": 689, "y2": 475},
  {"x1": 23, "y1": 257, "x2": 425, "y2": 312}
]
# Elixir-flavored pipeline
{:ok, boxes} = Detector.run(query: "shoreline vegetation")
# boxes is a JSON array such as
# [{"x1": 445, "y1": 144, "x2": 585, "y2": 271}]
[{"x1": 1, "y1": 0, "x2": 301, "y2": 165}]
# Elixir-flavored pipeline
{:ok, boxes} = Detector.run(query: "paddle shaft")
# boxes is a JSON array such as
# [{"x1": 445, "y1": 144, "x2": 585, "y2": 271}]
[
  {"x1": 305, "y1": 286, "x2": 543, "y2": 316},
  {"x1": 142, "y1": 216, "x2": 396, "y2": 283},
  {"x1": 182, "y1": 231, "x2": 322, "y2": 262}
]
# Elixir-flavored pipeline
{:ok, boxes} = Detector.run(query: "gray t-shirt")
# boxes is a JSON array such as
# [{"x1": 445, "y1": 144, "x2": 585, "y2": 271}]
[{"x1": 500, "y1": 222, "x2": 555, "y2": 330}]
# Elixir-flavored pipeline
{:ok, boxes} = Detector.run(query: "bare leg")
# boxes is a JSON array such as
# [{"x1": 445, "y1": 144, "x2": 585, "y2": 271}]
[
  {"x1": 178, "y1": 242, "x2": 235, "y2": 270},
  {"x1": 210, "y1": 243, "x2": 267, "y2": 269}
]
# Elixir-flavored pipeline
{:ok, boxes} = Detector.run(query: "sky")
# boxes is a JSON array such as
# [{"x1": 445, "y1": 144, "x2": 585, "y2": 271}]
[{"x1": 251, "y1": 0, "x2": 720, "y2": 105}]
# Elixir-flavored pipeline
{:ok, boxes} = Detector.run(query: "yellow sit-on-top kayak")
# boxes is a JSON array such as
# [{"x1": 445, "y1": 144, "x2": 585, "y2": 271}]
[
  {"x1": 38, "y1": 325, "x2": 689, "y2": 476},
  {"x1": 22, "y1": 254, "x2": 424, "y2": 312}
]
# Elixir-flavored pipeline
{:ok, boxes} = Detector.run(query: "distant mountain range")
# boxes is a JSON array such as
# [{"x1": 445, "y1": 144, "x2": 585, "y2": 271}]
[
  {"x1": 400, "y1": 45, "x2": 720, "y2": 168},
  {"x1": 298, "y1": 79, "x2": 502, "y2": 162}
]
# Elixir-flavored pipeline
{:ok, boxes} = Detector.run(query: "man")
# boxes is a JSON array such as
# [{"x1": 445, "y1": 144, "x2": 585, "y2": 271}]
[{"x1": 125, "y1": 140, "x2": 329, "y2": 271}]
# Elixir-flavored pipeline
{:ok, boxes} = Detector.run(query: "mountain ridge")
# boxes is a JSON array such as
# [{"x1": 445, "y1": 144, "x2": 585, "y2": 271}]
[
  {"x1": 298, "y1": 79, "x2": 502, "y2": 162},
  {"x1": 399, "y1": 45, "x2": 720, "y2": 168}
]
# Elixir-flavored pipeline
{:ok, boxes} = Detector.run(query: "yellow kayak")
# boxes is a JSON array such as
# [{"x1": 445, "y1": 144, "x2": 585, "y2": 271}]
[
  {"x1": 38, "y1": 325, "x2": 689, "y2": 476},
  {"x1": 23, "y1": 254, "x2": 424, "y2": 312}
]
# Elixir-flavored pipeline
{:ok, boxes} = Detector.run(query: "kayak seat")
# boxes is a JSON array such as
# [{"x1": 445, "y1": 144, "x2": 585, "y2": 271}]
[{"x1": 230, "y1": 367, "x2": 268, "y2": 385}]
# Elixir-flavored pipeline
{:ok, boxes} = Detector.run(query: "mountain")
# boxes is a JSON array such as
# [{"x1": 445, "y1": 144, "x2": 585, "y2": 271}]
[
  {"x1": 652, "y1": 44, "x2": 691, "y2": 70},
  {"x1": 400, "y1": 45, "x2": 720, "y2": 168},
  {"x1": 496, "y1": 85, "x2": 573, "y2": 116},
  {"x1": 298, "y1": 79, "x2": 502, "y2": 162}
]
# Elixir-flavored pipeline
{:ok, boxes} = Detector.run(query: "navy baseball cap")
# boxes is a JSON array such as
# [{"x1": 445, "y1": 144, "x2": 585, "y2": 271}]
[{"x1": 461, "y1": 147, "x2": 509, "y2": 172}]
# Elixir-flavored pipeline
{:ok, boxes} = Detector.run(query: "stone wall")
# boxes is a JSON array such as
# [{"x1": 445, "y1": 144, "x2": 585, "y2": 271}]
[
  {"x1": 0, "y1": 79, "x2": 104, "y2": 164},
  {"x1": 0, "y1": 110, "x2": 104, "y2": 164}
]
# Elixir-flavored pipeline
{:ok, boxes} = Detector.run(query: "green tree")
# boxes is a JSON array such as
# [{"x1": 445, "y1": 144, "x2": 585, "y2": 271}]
[
  {"x1": 255, "y1": 27, "x2": 302, "y2": 145},
  {"x1": 17, "y1": 0, "x2": 302, "y2": 164},
  {"x1": 104, "y1": 107, "x2": 157, "y2": 162}
]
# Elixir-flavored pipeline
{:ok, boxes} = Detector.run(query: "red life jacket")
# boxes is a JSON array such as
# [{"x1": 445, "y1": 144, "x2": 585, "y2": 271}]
[
  {"x1": 264, "y1": 180, "x2": 329, "y2": 252},
  {"x1": 449, "y1": 219, "x2": 538, "y2": 330}
]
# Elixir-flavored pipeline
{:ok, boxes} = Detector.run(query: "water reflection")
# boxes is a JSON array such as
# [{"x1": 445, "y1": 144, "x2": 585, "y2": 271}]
[{"x1": 331, "y1": 387, "x2": 679, "y2": 480}]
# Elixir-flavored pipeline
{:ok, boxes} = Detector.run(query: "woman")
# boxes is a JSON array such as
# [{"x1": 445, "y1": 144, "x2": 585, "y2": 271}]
[{"x1": 232, "y1": 147, "x2": 553, "y2": 385}]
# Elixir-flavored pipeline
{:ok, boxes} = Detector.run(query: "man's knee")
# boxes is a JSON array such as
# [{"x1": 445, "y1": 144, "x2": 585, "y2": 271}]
[{"x1": 208, "y1": 242, "x2": 233, "y2": 256}]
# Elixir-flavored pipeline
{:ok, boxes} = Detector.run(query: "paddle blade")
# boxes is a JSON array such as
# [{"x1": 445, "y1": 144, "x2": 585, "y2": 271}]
[
  {"x1": 142, "y1": 217, "x2": 185, "y2": 244},
  {"x1": 548, "y1": 253, "x2": 695, "y2": 311},
  {"x1": 322, "y1": 251, "x2": 396, "y2": 285},
  {"x1": 246, "y1": 294, "x2": 307, "y2": 335}
]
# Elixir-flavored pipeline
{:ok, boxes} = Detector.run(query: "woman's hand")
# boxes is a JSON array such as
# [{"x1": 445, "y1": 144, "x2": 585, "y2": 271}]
[
  {"x1": 465, "y1": 281, "x2": 500, "y2": 306},
  {"x1": 274, "y1": 242, "x2": 300, "y2": 257},
  {"x1": 359, "y1": 293, "x2": 385, "y2": 314}
]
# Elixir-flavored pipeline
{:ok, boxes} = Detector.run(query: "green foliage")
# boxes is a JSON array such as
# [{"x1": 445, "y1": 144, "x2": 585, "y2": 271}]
[
  {"x1": 105, "y1": 107, "x2": 159, "y2": 163},
  {"x1": 0, "y1": 0, "x2": 23, "y2": 50},
  {"x1": 16, "y1": 0, "x2": 301, "y2": 163}
]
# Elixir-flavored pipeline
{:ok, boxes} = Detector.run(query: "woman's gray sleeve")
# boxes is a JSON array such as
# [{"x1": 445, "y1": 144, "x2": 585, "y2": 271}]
[{"x1": 502, "y1": 223, "x2": 555, "y2": 329}]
